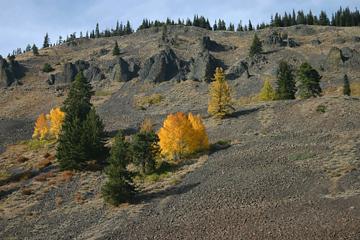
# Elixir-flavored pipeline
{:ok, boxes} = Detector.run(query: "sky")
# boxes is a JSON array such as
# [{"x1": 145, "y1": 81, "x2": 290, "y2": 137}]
[{"x1": 0, "y1": 0, "x2": 358, "y2": 55}]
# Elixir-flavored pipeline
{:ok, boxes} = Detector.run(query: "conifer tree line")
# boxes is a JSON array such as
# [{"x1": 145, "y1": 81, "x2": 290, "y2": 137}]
[{"x1": 9, "y1": 6, "x2": 359, "y2": 56}]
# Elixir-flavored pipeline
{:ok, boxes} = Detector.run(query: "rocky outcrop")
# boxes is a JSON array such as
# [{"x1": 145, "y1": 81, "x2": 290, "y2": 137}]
[
  {"x1": 265, "y1": 31, "x2": 299, "y2": 48},
  {"x1": 325, "y1": 47, "x2": 360, "y2": 70},
  {"x1": 226, "y1": 60, "x2": 250, "y2": 80},
  {"x1": 48, "y1": 60, "x2": 104, "y2": 85},
  {"x1": 111, "y1": 57, "x2": 139, "y2": 82},
  {"x1": 187, "y1": 50, "x2": 218, "y2": 82},
  {"x1": 139, "y1": 48, "x2": 185, "y2": 83},
  {"x1": 199, "y1": 36, "x2": 225, "y2": 52},
  {"x1": 0, "y1": 56, "x2": 25, "y2": 88}
]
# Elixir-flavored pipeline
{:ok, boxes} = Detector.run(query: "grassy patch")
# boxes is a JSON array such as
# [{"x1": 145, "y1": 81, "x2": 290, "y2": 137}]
[
  {"x1": 21, "y1": 139, "x2": 57, "y2": 151},
  {"x1": 134, "y1": 94, "x2": 164, "y2": 110},
  {"x1": 95, "y1": 90, "x2": 112, "y2": 97},
  {"x1": 316, "y1": 104, "x2": 327, "y2": 113},
  {"x1": 288, "y1": 152, "x2": 316, "y2": 161},
  {"x1": 0, "y1": 170, "x2": 11, "y2": 181},
  {"x1": 133, "y1": 161, "x2": 176, "y2": 184}
]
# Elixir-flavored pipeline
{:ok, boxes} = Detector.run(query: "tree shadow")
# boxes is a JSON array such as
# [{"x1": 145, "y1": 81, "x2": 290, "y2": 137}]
[
  {"x1": 227, "y1": 107, "x2": 261, "y2": 118},
  {"x1": 134, "y1": 182, "x2": 201, "y2": 203},
  {"x1": 106, "y1": 127, "x2": 138, "y2": 138}
]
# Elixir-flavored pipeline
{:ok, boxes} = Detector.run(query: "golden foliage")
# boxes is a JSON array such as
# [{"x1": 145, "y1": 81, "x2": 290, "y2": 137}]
[
  {"x1": 47, "y1": 107, "x2": 65, "y2": 138},
  {"x1": 158, "y1": 112, "x2": 209, "y2": 160},
  {"x1": 258, "y1": 80, "x2": 276, "y2": 101},
  {"x1": 32, "y1": 113, "x2": 50, "y2": 140},
  {"x1": 32, "y1": 107, "x2": 65, "y2": 140},
  {"x1": 208, "y1": 67, "x2": 233, "y2": 118}
]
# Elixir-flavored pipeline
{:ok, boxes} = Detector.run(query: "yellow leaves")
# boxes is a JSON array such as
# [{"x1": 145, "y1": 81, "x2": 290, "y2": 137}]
[
  {"x1": 208, "y1": 67, "x2": 233, "y2": 118},
  {"x1": 32, "y1": 113, "x2": 49, "y2": 140},
  {"x1": 158, "y1": 112, "x2": 209, "y2": 160},
  {"x1": 32, "y1": 107, "x2": 65, "y2": 140},
  {"x1": 47, "y1": 107, "x2": 65, "y2": 138},
  {"x1": 258, "y1": 79, "x2": 276, "y2": 101}
]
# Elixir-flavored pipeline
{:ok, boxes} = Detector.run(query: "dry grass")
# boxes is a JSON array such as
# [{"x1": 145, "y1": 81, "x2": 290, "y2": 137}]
[
  {"x1": 55, "y1": 196, "x2": 63, "y2": 207},
  {"x1": 140, "y1": 117, "x2": 155, "y2": 132},
  {"x1": 74, "y1": 192, "x2": 85, "y2": 204},
  {"x1": 16, "y1": 156, "x2": 30, "y2": 163},
  {"x1": 21, "y1": 188, "x2": 33, "y2": 196},
  {"x1": 58, "y1": 171, "x2": 75, "y2": 183},
  {"x1": 36, "y1": 158, "x2": 53, "y2": 170},
  {"x1": 134, "y1": 93, "x2": 164, "y2": 109},
  {"x1": 34, "y1": 172, "x2": 55, "y2": 182},
  {"x1": 237, "y1": 95, "x2": 260, "y2": 105}
]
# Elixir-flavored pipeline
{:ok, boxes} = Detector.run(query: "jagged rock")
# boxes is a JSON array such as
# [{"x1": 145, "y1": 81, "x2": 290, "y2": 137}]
[
  {"x1": 325, "y1": 47, "x2": 360, "y2": 70},
  {"x1": 0, "y1": 56, "x2": 25, "y2": 88},
  {"x1": 226, "y1": 60, "x2": 250, "y2": 80},
  {"x1": 311, "y1": 39, "x2": 321, "y2": 46},
  {"x1": 341, "y1": 47, "x2": 360, "y2": 69},
  {"x1": 111, "y1": 58, "x2": 132, "y2": 82},
  {"x1": 200, "y1": 36, "x2": 225, "y2": 51},
  {"x1": 188, "y1": 50, "x2": 218, "y2": 82},
  {"x1": 286, "y1": 38, "x2": 300, "y2": 48},
  {"x1": 47, "y1": 60, "x2": 104, "y2": 85},
  {"x1": 265, "y1": 31, "x2": 285, "y2": 46},
  {"x1": 352, "y1": 36, "x2": 360, "y2": 43},
  {"x1": 139, "y1": 48, "x2": 183, "y2": 83},
  {"x1": 84, "y1": 66, "x2": 105, "y2": 82},
  {"x1": 325, "y1": 47, "x2": 343, "y2": 70}
]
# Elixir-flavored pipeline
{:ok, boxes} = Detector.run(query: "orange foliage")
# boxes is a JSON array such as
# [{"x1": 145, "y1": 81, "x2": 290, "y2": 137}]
[
  {"x1": 32, "y1": 107, "x2": 65, "y2": 140},
  {"x1": 47, "y1": 107, "x2": 65, "y2": 139},
  {"x1": 158, "y1": 112, "x2": 209, "y2": 160},
  {"x1": 32, "y1": 113, "x2": 49, "y2": 140}
]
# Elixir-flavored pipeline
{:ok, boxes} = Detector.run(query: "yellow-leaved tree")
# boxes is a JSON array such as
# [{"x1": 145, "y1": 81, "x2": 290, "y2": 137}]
[
  {"x1": 258, "y1": 79, "x2": 276, "y2": 101},
  {"x1": 47, "y1": 107, "x2": 65, "y2": 139},
  {"x1": 32, "y1": 113, "x2": 50, "y2": 140},
  {"x1": 158, "y1": 112, "x2": 209, "y2": 160},
  {"x1": 208, "y1": 67, "x2": 234, "y2": 118}
]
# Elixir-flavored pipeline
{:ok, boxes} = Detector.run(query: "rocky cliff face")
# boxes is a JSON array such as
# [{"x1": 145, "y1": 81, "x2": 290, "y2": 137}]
[{"x1": 0, "y1": 56, "x2": 25, "y2": 87}]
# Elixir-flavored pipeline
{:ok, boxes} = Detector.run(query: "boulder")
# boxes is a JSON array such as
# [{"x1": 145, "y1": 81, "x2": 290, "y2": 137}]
[
  {"x1": 187, "y1": 50, "x2": 218, "y2": 82},
  {"x1": 226, "y1": 60, "x2": 249, "y2": 80},
  {"x1": 311, "y1": 39, "x2": 321, "y2": 46},
  {"x1": 0, "y1": 56, "x2": 25, "y2": 88},
  {"x1": 325, "y1": 47, "x2": 360, "y2": 70},
  {"x1": 47, "y1": 60, "x2": 104, "y2": 85},
  {"x1": 139, "y1": 48, "x2": 183, "y2": 83},
  {"x1": 84, "y1": 66, "x2": 105, "y2": 82},
  {"x1": 265, "y1": 31, "x2": 285, "y2": 47},
  {"x1": 199, "y1": 36, "x2": 225, "y2": 52},
  {"x1": 111, "y1": 57, "x2": 132, "y2": 82},
  {"x1": 325, "y1": 47, "x2": 344, "y2": 70}
]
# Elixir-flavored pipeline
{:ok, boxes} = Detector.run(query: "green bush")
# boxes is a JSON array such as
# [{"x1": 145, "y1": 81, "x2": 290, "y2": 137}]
[{"x1": 42, "y1": 63, "x2": 54, "y2": 73}]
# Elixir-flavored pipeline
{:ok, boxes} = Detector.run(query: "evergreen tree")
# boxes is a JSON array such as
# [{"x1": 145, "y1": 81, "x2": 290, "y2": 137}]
[
  {"x1": 258, "y1": 80, "x2": 276, "y2": 101},
  {"x1": 236, "y1": 21, "x2": 243, "y2": 32},
  {"x1": 43, "y1": 33, "x2": 50, "y2": 48},
  {"x1": 25, "y1": 44, "x2": 32, "y2": 52},
  {"x1": 81, "y1": 107, "x2": 107, "y2": 160},
  {"x1": 343, "y1": 74, "x2": 351, "y2": 96},
  {"x1": 130, "y1": 131, "x2": 160, "y2": 175},
  {"x1": 249, "y1": 34, "x2": 263, "y2": 57},
  {"x1": 102, "y1": 132, "x2": 134, "y2": 205},
  {"x1": 32, "y1": 44, "x2": 39, "y2": 56},
  {"x1": 112, "y1": 41, "x2": 120, "y2": 56},
  {"x1": 208, "y1": 67, "x2": 234, "y2": 118},
  {"x1": 276, "y1": 61, "x2": 296, "y2": 99},
  {"x1": 95, "y1": 23, "x2": 100, "y2": 38},
  {"x1": 296, "y1": 62, "x2": 322, "y2": 99},
  {"x1": 56, "y1": 72, "x2": 106, "y2": 170},
  {"x1": 248, "y1": 20, "x2": 253, "y2": 31}
]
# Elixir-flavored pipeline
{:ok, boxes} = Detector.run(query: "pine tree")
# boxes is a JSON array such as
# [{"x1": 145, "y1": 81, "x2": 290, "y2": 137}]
[
  {"x1": 249, "y1": 34, "x2": 263, "y2": 57},
  {"x1": 296, "y1": 62, "x2": 322, "y2": 99},
  {"x1": 276, "y1": 61, "x2": 296, "y2": 99},
  {"x1": 343, "y1": 74, "x2": 351, "y2": 96},
  {"x1": 102, "y1": 132, "x2": 134, "y2": 205},
  {"x1": 248, "y1": 20, "x2": 253, "y2": 31},
  {"x1": 130, "y1": 131, "x2": 160, "y2": 174},
  {"x1": 43, "y1": 33, "x2": 50, "y2": 48},
  {"x1": 81, "y1": 107, "x2": 107, "y2": 160},
  {"x1": 32, "y1": 44, "x2": 39, "y2": 56},
  {"x1": 112, "y1": 41, "x2": 120, "y2": 56},
  {"x1": 258, "y1": 80, "x2": 276, "y2": 101},
  {"x1": 208, "y1": 67, "x2": 234, "y2": 118},
  {"x1": 56, "y1": 72, "x2": 106, "y2": 170},
  {"x1": 95, "y1": 23, "x2": 100, "y2": 38},
  {"x1": 25, "y1": 44, "x2": 32, "y2": 52}
]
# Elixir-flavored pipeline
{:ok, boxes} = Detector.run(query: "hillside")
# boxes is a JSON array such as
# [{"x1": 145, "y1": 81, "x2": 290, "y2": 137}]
[{"x1": 1, "y1": 25, "x2": 360, "y2": 239}]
